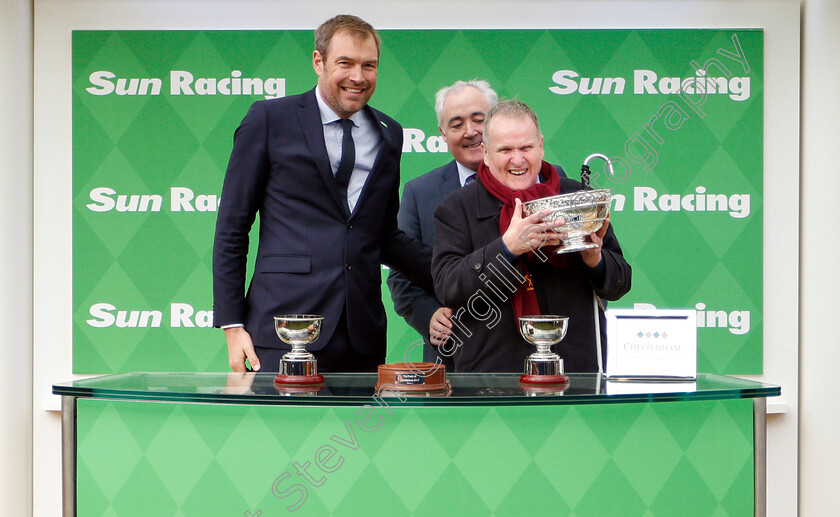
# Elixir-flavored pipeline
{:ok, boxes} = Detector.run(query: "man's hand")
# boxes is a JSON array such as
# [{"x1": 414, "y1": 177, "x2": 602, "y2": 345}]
[
  {"x1": 428, "y1": 307, "x2": 453, "y2": 346},
  {"x1": 224, "y1": 327, "x2": 261, "y2": 372},
  {"x1": 502, "y1": 198, "x2": 565, "y2": 256},
  {"x1": 581, "y1": 217, "x2": 610, "y2": 268}
]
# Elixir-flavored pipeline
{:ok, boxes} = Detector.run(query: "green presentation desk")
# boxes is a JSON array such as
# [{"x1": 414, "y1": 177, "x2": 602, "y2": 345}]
[{"x1": 54, "y1": 372, "x2": 779, "y2": 516}]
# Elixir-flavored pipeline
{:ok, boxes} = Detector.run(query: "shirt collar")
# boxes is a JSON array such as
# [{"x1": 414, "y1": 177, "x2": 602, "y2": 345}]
[{"x1": 456, "y1": 161, "x2": 478, "y2": 187}]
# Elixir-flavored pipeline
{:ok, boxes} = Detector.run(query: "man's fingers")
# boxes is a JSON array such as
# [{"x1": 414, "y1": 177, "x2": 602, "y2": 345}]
[
  {"x1": 245, "y1": 346, "x2": 260, "y2": 372},
  {"x1": 524, "y1": 210, "x2": 564, "y2": 229},
  {"x1": 597, "y1": 217, "x2": 611, "y2": 238},
  {"x1": 228, "y1": 331, "x2": 259, "y2": 372},
  {"x1": 429, "y1": 307, "x2": 455, "y2": 347},
  {"x1": 435, "y1": 314, "x2": 453, "y2": 328},
  {"x1": 430, "y1": 327, "x2": 451, "y2": 347},
  {"x1": 434, "y1": 330, "x2": 451, "y2": 343},
  {"x1": 230, "y1": 355, "x2": 247, "y2": 373}
]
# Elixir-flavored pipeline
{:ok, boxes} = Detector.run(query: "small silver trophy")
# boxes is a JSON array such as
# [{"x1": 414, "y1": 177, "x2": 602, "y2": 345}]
[
  {"x1": 273, "y1": 314, "x2": 325, "y2": 385},
  {"x1": 518, "y1": 315, "x2": 570, "y2": 385}
]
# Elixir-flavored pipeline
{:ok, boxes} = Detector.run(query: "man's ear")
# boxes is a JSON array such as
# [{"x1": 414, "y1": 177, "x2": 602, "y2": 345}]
[{"x1": 313, "y1": 50, "x2": 324, "y2": 75}]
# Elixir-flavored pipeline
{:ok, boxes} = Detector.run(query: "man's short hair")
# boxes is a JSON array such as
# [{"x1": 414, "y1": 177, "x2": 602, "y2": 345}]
[
  {"x1": 315, "y1": 14, "x2": 381, "y2": 58},
  {"x1": 435, "y1": 80, "x2": 499, "y2": 129},
  {"x1": 482, "y1": 99, "x2": 542, "y2": 146}
]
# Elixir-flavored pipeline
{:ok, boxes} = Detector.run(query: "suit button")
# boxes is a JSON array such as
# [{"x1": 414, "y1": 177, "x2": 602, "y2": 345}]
[
  {"x1": 346, "y1": 223, "x2": 353, "y2": 229},
  {"x1": 473, "y1": 263, "x2": 481, "y2": 271},
  {"x1": 345, "y1": 264, "x2": 352, "y2": 270}
]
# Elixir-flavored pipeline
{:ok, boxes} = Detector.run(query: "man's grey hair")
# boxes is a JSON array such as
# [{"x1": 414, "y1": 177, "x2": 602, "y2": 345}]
[
  {"x1": 434, "y1": 79, "x2": 498, "y2": 130},
  {"x1": 482, "y1": 99, "x2": 542, "y2": 146}
]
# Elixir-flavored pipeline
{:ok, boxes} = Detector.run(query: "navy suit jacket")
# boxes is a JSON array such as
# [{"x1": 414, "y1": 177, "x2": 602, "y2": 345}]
[
  {"x1": 387, "y1": 160, "x2": 461, "y2": 368},
  {"x1": 387, "y1": 160, "x2": 567, "y2": 369},
  {"x1": 213, "y1": 88, "x2": 433, "y2": 358}
]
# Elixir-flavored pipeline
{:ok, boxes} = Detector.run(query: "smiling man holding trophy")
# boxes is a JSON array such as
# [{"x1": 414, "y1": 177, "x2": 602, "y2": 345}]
[{"x1": 431, "y1": 100, "x2": 632, "y2": 374}]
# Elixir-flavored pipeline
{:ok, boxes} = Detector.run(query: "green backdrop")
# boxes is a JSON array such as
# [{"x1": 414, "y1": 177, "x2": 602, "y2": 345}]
[{"x1": 72, "y1": 29, "x2": 763, "y2": 374}]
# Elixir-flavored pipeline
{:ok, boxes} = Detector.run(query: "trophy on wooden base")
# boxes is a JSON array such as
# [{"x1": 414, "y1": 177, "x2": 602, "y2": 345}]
[
  {"x1": 375, "y1": 362, "x2": 450, "y2": 396},
  {"x1": 273, "y1": 314, "x2": 325, "y2": 386},
  {"x1": 518, "y1": 315, "x2": 570, "y2": 385}
]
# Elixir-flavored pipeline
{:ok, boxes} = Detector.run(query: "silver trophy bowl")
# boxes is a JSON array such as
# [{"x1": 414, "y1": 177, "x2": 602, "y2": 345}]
[
  {"x1": 522, "y1": 189, "x2": 611, "y2": 254},
  {"x1": 518, "y1": 315, "x2": 569, "y2": 381},
  {"x1": 274, "y1": 314, "x2": 323, "y2": 378}
]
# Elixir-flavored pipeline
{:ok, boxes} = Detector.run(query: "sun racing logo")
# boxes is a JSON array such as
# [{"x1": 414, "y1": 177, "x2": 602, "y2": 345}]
[
  {"x1": 85, "y1": 70, "x2": 286, "y2": 99},
  {"x1": 86, "y1": 187, "x2": 221, "y2": 212},
  {"x1": 629, "y1": 186, "x2": 750, "y2": 218},
  {"x1": 86, "y1": 303, "x2": 213, "y2": 328}
]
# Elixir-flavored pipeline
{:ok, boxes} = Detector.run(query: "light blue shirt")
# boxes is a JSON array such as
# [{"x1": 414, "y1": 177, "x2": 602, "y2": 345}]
[
  {"x1": 456, "y1": 161, "x2": 477, "y2": 187},
  {"x1": 315, "y1": 86, "x2": 382, "y2": 213}
]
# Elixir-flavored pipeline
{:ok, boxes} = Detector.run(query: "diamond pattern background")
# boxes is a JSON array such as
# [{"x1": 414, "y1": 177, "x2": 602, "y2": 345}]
[
  {"x1": 72, "y1": 29, "x2": 763, "y2": 373},
  {"x1": 77, "y1": 398, "x2": 755, "y2": 516}
]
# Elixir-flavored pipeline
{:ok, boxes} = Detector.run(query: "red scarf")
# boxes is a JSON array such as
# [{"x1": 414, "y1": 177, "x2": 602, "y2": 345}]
[{"x1": 478, "y1": 160, "x2": 562, "y2": 319}]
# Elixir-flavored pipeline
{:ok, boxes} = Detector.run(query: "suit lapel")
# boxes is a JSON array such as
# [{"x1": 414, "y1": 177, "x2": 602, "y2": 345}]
[
  {"x1": 297, "y1": 89, "x2": 349, "y2": 218},
  {"x1": 439, "y1": 160, "x2": 461, "y2": 201},
  {"x1": 369, "y1": 106, "x2": 400, "y2": 150},
  {"x1": 351, "y1": 106, "x2": 394, "y2": 220}
]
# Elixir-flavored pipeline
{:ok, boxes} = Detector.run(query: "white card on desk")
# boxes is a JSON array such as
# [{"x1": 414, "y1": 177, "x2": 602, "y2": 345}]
[{"x1": 605, "y1": 309, "x2": 697, "y2": 380}]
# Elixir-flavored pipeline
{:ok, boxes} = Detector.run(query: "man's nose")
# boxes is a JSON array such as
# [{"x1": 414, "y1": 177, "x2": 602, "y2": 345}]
[
  {"x1": 465, "y1": 120, "x2": 482, "y2": 137},
  {"x1": 348, "y1": 65, "x2": 364, "y2": 82}
]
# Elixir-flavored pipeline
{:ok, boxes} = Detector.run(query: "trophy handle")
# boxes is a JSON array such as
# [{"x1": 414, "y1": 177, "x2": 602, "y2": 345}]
[{"x1": 581, "y1": 153, "x2": 614, "y2": 189}]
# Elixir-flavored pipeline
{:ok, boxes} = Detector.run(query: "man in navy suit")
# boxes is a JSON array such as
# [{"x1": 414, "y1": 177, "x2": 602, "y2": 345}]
[
  {"x1": 387, "y1": 80, "x2": 498, "y2": 370},
  {"x1": 213, "y1": 15, "x2": 433, "y2": 373}
]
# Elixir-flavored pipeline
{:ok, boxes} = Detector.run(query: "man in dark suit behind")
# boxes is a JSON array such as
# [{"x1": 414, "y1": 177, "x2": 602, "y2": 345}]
[
  {"x1": 213, "y1": 15, "x2": 433, "y2": 373},
  {"x1": 386, "y1": 80, "x2": 498, "y2": 370}
]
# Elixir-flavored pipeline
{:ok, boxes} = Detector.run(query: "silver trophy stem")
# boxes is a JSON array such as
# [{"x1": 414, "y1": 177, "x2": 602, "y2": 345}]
[
  {"x1": 280, "y1": 342, "x2": 319, "y2": 376},
  {"x1": 555, "y1": 234, "x2": 601, "y2": 254},
  {"x1": 525, "y1": 344, "x2": 565, "y2": 376}
]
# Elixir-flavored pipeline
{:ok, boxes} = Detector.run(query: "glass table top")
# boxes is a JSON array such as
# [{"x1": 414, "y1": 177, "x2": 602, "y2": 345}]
[{"x1": 53, "y1": 372, "x2": 780, "y2": 407}]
